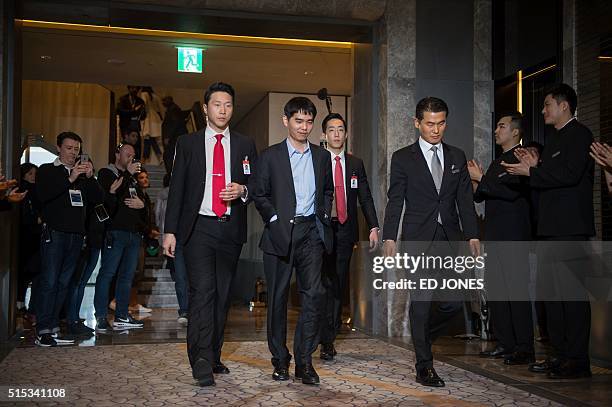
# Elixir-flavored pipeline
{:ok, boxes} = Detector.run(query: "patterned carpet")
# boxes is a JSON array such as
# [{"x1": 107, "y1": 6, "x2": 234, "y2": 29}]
[{"x1": 0, "y1": 338, "x2": 561, "y2": 406}]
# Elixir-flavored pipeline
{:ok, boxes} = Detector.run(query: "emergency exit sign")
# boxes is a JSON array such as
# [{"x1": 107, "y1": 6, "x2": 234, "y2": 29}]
[{"x1": 177, "y1": 47, "x2": 203, "y2": 73}]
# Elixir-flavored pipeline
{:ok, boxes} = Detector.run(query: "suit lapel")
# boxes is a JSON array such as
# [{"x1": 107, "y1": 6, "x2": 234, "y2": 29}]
[
  {"x1": 280, "y1": 140, "x2": 296, "y2": 198},
  {"x1": 310, "y1": 143, "x2": 320, "y2": 194},
  {"x1": 197, "y1": 129, "x2": 207, "y2": 181},
  {"x1": 439, "y1": 143, "x2": 452, "y2": 194},
  {"x1": 229, "y1": 131, "x2": 239, "y2": 180},
  {"x1": 410, "y1": 142, "x2": 438, "y2": 195}
]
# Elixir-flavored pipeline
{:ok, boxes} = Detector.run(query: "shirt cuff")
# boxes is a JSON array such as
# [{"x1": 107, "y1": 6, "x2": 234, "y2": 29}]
[
  {"x1": 269, "y1": 214, "x2": 278, "y2": 223},
  {"x1": 240, "y1": 185, "x2": 248, "y2": 202}
]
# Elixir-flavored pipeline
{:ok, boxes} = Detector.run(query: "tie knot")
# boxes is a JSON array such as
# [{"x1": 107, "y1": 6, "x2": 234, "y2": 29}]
[
  {"x1": 335, "y1": 156, "x2": 341, "y2": 162},
  {"x1": 430, "y1": 145, "x2": 438, "y2": 152},
  {"x1": 215, "y1": 134, "x2": 223, "y2": 142}
]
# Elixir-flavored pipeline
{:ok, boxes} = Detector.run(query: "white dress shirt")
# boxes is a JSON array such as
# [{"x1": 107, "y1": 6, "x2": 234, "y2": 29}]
[
  {"x1": 418, "y1": 136, "x2": 444, "y2": 174},
  {"x1": 199, "y1": 125, "x2": 232, "y2": 216}
]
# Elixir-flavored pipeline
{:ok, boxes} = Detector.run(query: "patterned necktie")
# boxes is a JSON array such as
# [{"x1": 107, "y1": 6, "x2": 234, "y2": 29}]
[
  {"x1": 430, "y1": 145, "x2": 443, "y2": 193},
  {"x1": 212, "y1": 134, "x2": 226, "y2": 217},
  {"x1": 334, "y1": 156, "x2": 347, "y2": 224}
]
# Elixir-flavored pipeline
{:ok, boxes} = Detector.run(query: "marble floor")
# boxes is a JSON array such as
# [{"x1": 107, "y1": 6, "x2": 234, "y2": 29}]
[{"x1": 2, "y1": 288, "x2": 611, "y2": 406}]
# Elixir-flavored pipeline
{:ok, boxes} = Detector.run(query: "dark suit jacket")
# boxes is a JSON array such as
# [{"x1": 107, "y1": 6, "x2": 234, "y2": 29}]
[
  {"x1": 530, "y1": 119, "x2": 595, "y2": 237},
  {"x1": 343, "y1": 154, "x2": 379, "y2": 243},
  {"x1": 474, "y1": 145, "x2": 531, "y2": 241},
  {"x1": 382, "y1": 141, "x2": 478, "y2": 242},
  {"x1": 164, "y1": 129, "x2": 258, "y2": 245},
  {"x1": 253, "y1": 140, "x2": 334, "y2": 257}
]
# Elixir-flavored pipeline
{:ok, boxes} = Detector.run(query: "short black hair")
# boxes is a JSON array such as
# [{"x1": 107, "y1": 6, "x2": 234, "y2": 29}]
[
  {"x1": 322, "y1": 113, "x2": 347, "y2": 132},
  {"x1": 546, "y1": 83, "x2": 577, "y2": 116},
  {"x1": 283, "y1": 97, "x2": 317, "y2": 120},
  {"x1": 415, "y1": 97, "x2": 449, "y2": 121},
  {"x1": 204, "y1": 82, "x2": 235, "y2": 105},
  {"x1": 138, "y1": 166, "x2": 148, "y2": 174},
  {"x1": 115, "y1": 143, "x2": 135, "y2": 154},
  {"x1": 57, "y1": 131, "x2": 82, "y2": 147},
  {"x1": 20, "y1": 163, "x2": 37, "y2": 179},
  {"x1": 499, "y1": 111, "x2": 524, "y2": 138}
]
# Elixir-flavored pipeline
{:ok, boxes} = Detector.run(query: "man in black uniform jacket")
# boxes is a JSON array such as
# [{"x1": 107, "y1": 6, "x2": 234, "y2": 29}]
[
  {"x1": 253, "y1": 97, "x2": 333, "y2": 385},
  {"x1": 163, "y1": 82, "x2": 257, "y2": 387},
  {"x1": 503, "y1": 83, "x2": 594, "y2": 379},
  {"x1": 382, "y1": 97, "x2": 480, "y2": 387},
  {"x1": 35, "y1": 132, "x2": 104, "y2": 347},
  {"x1": 318, "y1": 113, "x2": 379, "y2": 361},
  {"x1": 468, "y1": 112, "x2": 534, "y2": 365}
]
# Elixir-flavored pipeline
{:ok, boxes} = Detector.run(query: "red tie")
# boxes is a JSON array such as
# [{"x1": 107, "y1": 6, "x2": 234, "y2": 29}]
[
  {"x1": 212, "y1": 134, "x2": 226, "y2": 217},
  {"x1": 334, "y1": 156, "x2": 347, "y2": 224}
]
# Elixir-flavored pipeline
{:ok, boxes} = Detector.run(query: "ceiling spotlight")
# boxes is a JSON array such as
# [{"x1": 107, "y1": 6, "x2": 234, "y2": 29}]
[
  {"x1": 304, "y1": 71, "x2": 315, "y2": 76},
  {"x1": 40, "y1": 55, "x2": 52, "y2": 62},
  {"x1": 107, "y1": 58, "x2": 126, "y2": 65}
]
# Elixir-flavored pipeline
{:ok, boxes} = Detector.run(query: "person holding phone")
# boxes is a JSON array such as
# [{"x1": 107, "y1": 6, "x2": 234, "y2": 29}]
[
  {"x1": 94, "y1": 143, "x2": 147, "y2": 331},
  {"x1": 35, "y1": 132, "x2": 104, "y2": 347}
]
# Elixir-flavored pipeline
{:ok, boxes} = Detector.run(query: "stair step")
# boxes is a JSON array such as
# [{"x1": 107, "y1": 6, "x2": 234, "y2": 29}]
[
  {"x1": 139, "y1": 280, "x2": 176, "y2": 294},
  {"x1": 138, "y1": 294, "x2": 179, "y2": 308},
  {"x1": 143, "y1": 268, "x2": 172, "y2": 279},
  {"x1": 145, "y1": 257, "x2": 165, "y2": 267}
]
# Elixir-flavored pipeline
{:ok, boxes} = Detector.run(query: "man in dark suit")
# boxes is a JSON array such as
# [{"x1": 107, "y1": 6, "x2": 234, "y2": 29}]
[
  {"x1": 318, "y1": 113, "x2": 379, "y2": 360},
  {"x1": 502, "y1": 83, "x2": 594, "y2": 379},
  {"x1": 163, "y1": 82, "x2": 257, "y2": 387},
  {"x1": 382, "y1": 97, "x2": 480, "y2": 387},
  {"x1": 468, "y1": 112, "x2": 534, "y2": 365},
  {"x1": 253, "y1": 97, "x2": 333, "y2": 385}
]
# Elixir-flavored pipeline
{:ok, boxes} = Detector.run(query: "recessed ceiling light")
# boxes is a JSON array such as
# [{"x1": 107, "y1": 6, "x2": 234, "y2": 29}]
[
  {"x1": 40, "y1": 55, "x2": 51, "y2": 62},
  {"x1": 107, "y1": 58, "x2": 126, "y2": 65},
  {"x1": 304, "y1": 71, "x2": 315, "y2": 76}
]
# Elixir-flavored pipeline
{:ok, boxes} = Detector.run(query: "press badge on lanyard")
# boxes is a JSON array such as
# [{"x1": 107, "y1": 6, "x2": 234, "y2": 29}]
[
  {"x1": 69, "y1": 189, "x2": 84, "y2": 207},
  {"x1": 243, "y1": 156, "x2": 251, "y2": 175},
  {"x1": 350, "y1": 175, "x2": 358, "y2": 189}
]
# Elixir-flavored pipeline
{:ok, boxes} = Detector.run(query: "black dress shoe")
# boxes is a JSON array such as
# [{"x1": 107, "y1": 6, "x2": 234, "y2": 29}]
[
  {"x1": 320, "y1": 343, "x2": 337, "y2": 361},
  {"x1": 547, "y1": 361, "x2": 592, "y2": 379},
  {"x1": 415, "y1": 367, "x2": 445, "y2": 387},
  {"x1": 479, "y1": 346, "x2": 512, "y2": 359},
  {"x1": 193, "y1": 359, "x2": 215, "y2": 386},
  {"x1": 272, "y1": 366, "x2": 290, "y2": 381},
  {"x1": 528, "y1": 357, "x2": 562, "y2": 373},
  {"x1": 298, "y1": 364, "x2": 320, "y2": 385},
  {"x1": 504, "y1": 351, "x2": 536, "y2": 365},
  {"x1": 213, "y1": 362, "x2": 230, "y2": 374}
]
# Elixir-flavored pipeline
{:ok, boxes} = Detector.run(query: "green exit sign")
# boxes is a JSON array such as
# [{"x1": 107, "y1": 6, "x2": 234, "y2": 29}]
[{"x1": 177, "y1": 47, "x2": 203, "y2": 73}]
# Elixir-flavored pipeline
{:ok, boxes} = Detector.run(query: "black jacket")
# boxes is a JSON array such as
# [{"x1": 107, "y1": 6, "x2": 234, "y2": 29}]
[
  {"x1": 383, "y1": 141, "x2": 478, "y2": 242},
  {"x1": 36, "y1": 161, "x2": 104, "y2": 234},
  {"x1": 253, "y1": 140, "x2": 334, "y2": 257},
  {"x1": 98, "y1": 165, "x2": 146, "y2": 233},
  {"x1": 530, "y1": 119, "x2": 595, "y2": 237},
  {"x1": 164, "y1": 129, "x2": 258, "y2": 245},
  {"x1": 474, "y1": 146, "x2": 531, "y2": 241},
  {"x1": 340, "y1": 153, "x2": 379, "y2": 243}
]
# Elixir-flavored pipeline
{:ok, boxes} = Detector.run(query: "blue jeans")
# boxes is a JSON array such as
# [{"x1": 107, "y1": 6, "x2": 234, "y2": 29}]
[
  {"x1": 169, "y1": 243, "x2": 188, "y2": 315},
  {"x1": 65, "y1": 246, "x2": 101, "y2": 323},
  {"x1": 37, "y1": 230, "x2": 84, "y2": 335},
  {"x1": 94, "y1": 230, "x2": 141, "y2": 319}
]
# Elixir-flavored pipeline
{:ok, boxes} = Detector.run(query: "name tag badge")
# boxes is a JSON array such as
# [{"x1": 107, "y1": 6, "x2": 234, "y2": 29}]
[
  {"x1": 243, "y1": 156, "x2": 251, "y2": 175},
  {"x1": 351, "y1": 175, "x2": 358, "y2": 189},
  {"x1": 69, "y1": 189, "x2": 84, "y2": 207}
]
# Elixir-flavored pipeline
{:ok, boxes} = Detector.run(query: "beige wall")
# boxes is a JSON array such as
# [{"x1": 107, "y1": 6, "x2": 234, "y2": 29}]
[{"x1": 21, "y1": 80, "x2": 110, "y2": 168}]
